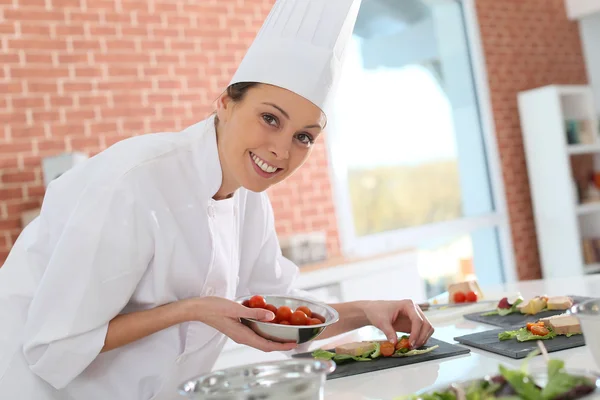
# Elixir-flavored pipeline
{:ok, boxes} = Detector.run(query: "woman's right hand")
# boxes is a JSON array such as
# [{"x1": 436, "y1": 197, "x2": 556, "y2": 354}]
[{"x1": 187, "y1": 296, "x2": 298, "y2": 352}]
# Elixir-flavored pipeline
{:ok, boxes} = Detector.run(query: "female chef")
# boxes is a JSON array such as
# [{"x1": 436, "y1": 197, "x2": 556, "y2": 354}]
[{"x1": 0, "y1": 0, "x2": 434, "y2": 399}]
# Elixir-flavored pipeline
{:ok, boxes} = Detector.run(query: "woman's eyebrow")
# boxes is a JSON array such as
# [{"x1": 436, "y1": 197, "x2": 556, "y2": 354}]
[{"x1": 262, "y1": 102, "x2": 322, "y2": 129}]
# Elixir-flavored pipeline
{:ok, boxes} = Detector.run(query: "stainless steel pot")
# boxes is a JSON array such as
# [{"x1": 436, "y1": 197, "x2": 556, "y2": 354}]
[{"x1": 177, "y1": 359, "x2": 335, "y2": 400}]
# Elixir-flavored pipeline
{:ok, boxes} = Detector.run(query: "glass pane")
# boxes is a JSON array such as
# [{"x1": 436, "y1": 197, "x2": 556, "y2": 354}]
[
  {"x1": 417, "y1": 226, "x2": 504, "y2": 299},
  {"x1": 331, "y1": 0, "x2": 495, "y2": 237}
]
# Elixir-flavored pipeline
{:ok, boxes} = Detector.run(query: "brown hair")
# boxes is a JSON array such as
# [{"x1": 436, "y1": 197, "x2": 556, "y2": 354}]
[{"x1": 214, "y1": 82, "x2": 259, "y2": 125}]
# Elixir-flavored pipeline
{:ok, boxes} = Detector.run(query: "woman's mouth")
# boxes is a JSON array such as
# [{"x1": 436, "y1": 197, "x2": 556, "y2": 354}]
[{"x1": 249, "y1": 152, "x2": 283, "y2": 178}]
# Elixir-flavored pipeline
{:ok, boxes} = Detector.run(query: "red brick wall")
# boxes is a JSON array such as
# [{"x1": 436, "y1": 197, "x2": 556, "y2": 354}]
[
  {"x1": 0, "y1": 0, "x2": 340, "y2": 265},
  {"x1": 0, "y1": 0, "x2": 590, "y2": 279},
  {"x1": 476, "y1": 0, "x2": 589, "y2": 280}
]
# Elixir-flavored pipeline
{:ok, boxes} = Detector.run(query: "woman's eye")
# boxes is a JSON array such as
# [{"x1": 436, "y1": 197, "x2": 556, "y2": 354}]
[
  {"x1": 262, "y1": 114, "x2": 278, "y2": 127},
  {"x1": 296, "y1": 133, "x2": 314, "y2": 146}
]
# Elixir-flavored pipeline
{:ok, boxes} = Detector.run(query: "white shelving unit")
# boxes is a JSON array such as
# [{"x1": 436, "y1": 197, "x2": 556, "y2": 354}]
[{"x1": 518, "y1": 84, "x2": 600, "y2": 278}]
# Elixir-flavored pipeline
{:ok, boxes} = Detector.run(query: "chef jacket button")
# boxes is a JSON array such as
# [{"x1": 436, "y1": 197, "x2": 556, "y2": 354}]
[{"x1": 205, "y1": 286, "x2": 215, "y2": 296}]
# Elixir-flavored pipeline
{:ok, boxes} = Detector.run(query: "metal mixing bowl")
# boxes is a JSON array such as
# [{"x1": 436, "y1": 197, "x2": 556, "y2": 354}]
[
  {"x1": 235, "y1": 294, "x2": 339, "y2": 344},
  {"x1": 570, "y1": 298, "x2": 600, "y2": 369},
  {"x1": 177, "y1": 358, "x2": 335, "y2": 400}
]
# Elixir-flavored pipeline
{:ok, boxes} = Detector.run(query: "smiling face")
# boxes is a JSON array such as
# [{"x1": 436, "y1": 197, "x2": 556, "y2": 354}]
[{"x1": 214, "y1": 83, "x2": 326, "y2": 197}]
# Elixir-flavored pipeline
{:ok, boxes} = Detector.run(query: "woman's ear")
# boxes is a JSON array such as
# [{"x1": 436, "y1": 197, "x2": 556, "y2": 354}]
[{"x1": 216, "y1": 92, "x2": 233, "y2": 124}]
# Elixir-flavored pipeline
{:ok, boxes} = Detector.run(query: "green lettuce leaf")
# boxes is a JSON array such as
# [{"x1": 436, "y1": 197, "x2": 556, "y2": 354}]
[
  {"x1": 516, "y1": 327, "x2": 556, "y2": 342},
  {"x1": 541, "y1": 359, "x2": 596, "y2": 399},
  {"x1": 498, "y1": 364, "x2": 542, "y2": 400},
  {"x1": 369, "y1": 342, "x2": 381, "y2": 359},
  {"x1": 311, "y1": 349, "x2": 335, "y2": 360},
  {"x1": 498, "y1": 330, "x2": 520, "y2": 341}
]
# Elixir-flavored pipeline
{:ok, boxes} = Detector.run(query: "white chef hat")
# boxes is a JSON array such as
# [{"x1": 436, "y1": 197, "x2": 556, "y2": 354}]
[{"x1": 228, "y1": 0, "x2": 363, "y2": 115}]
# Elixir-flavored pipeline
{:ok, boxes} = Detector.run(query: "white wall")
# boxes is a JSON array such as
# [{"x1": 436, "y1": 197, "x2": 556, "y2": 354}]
[{"x1": 579, "y1": 12, "x2": 600, "y2": 115}]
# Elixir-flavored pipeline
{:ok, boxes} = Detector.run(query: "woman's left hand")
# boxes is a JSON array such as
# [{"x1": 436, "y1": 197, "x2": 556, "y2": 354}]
[{"x1": 362, "y1": 300, "x2": 434, "y2": 349}]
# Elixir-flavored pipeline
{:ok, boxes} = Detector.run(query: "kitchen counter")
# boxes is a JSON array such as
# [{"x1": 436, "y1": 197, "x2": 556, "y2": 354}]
[
  {"x1": 321, "y1": 274, "x2": 600, "y2": 399},
  {"x1": 216, "y1": 274, "x2": 600, "y2": 399}
]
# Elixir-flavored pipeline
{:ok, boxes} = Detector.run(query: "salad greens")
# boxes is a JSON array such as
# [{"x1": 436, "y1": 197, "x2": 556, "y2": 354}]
[
  {"x1": 397, "y1": 349, "x2": 597, "y2": 400},
  {"x1": 498, "y1": 327, "x2": 557, "y2": 342},
  {"x1": 312, "y1": 336, "x2": 439, "y2": 364},
  {"x1": 482, "y1": 298, "x2": 524, "y2": 317}
]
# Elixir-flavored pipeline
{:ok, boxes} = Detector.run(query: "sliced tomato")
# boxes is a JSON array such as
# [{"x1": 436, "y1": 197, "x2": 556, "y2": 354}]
[
  {"x1": 308, "y1": 318, "x2": 322, "y2": 325},
  {"x1": 265, "y1": 304, "x2": 278, "y2": 314},
  {"x1": 396, "y1": 337, "x2": 411, "y2": 351},
  {"x1": 242, "y1": 300, "x2": 250, "y2": 307},
  {"x1": 380, "y1": 342, "x2": 395, "y2": 357},
  {"x1": 279, "y1": 320, "x2": 290, "y2": 325},
  {"x1": 530, "y1": 325, "x2": 550, "y2": 336}
]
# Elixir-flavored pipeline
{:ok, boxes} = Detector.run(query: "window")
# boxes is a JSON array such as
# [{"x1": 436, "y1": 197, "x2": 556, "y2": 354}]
[{"x1": 327, "y1": 0, "x2": 512, "y2": 288}]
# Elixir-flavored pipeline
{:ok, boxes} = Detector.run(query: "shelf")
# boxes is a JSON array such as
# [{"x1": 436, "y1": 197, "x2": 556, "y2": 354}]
[
  {"x1": 576, "y1": 202, "x2": 600, "y2": 215},
  {"x1": 584, "y1": 263, "x2": 600, "y2": 274},
  {"x1": 567, "y1": 143, "x2": 600, "y2": 154}
]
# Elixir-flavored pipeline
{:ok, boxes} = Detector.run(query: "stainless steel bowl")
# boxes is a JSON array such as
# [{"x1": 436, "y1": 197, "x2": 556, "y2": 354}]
[
  {"x1": 411, "y1": 369, "x2": 600, "y2": 399},
  {"x1": 177, "y1": 358, "x2": 335, "y2": 400},
  {"x1": 235, "y1": 294, "x2": 339, "y2": 344},
  {"x1": 571, "y1": 298, "x2": 600, "y2": 369}
]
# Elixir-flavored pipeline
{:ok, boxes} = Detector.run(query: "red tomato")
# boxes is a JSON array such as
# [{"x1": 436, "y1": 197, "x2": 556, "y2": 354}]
[
  {"x1": 380, "y1": 342, "x2": 395, "y2": 357},
  {"x1": 312, "y1": 313, "x2": 326, "y2": 323},
  {"x1": 242, "y1": 300, "x2": 250, "y2": 307},
  {"x1": 308, "y1": 318, "x2": 322, "y2": 325},
  {"x1": 453, "y1": 291, "x2": 466, "y2": 303},
  {"x1": 296, "y1": 306, "x2": 312, "y2": 318},
  {"x1": 248, "y1": 295, "x2": 267, "y2": 309},
  {"x1": 530, "y1": 325, "x2": 550, "y2": 336},
  {"x1": 465, "y1": 291, "x2": 478, "y2": 303},
  {"x1": 290, "y1": 310, "x2": 309, "y2": 326},
  {"x1": 276, "y1": 306, "x2": 293, "y2": 322},
  {"x1": 396, "y1": 337, "x2": 411, "y2": 351},
  {"x1": 279, "y1": 320, "x2": 290, "y2": 325},
  {"x1": 265, "y1": 304, "x2": 278, "y2": 314}
]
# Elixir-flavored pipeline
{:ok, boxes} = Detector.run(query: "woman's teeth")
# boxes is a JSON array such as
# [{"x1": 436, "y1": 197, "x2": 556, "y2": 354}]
[{"x1": 252, "y1": 154, "x2": 278, "y2": 173}]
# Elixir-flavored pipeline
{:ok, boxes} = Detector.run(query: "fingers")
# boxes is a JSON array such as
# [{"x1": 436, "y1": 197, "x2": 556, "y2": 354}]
[
  {"x1": 240, "y1": 304, "x2": 275, "y2": 322},
  {"x1": 379, "y1": 321, "x2": 399, "y2": 345},
  {"x1": 415, "y1": 305, "x2": 434, "y2": 348},
  {"x1": 229, "y1": 322, "x2": 297, "y2": 352},
  {"x1": 402, "y1": 300, "x2": 434, "y2": 348}
]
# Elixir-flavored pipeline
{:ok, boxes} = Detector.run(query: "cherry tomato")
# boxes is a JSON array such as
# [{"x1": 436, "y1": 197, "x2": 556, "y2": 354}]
[
  {"x1": 242, "y1": 300, "x2": 250, "y2": 307},
  {"x1": 276, "y1": 306, "x2": 293, "y2": 322},
  {"x1": 526, "y1": 322, "x2": 545, "y2": 331},
  {"x1": 380, "y1": 342, "x2": 395, "y2": 357},
  {"x1": 248, "y1": 295, "x2": 267, "y2": 309},
  {"x1": 279, "y1": 320, "x2": 290, "y2": 325},
  {"x1": 396, "y1": 337, "x2": 411, "y2": 351},
  {"x1": 265, "y1": 304, "x2": 278, "y2": 314},
  {"x1": 296, "y1": 306, "x2": 312, "y2": 318},
  {"x1": 465, "y1": 291, "x2": 478, "y2": 303},
  {"x1": 453, "y1": 291, "x2": 466, "y2": 303},
  {"x1": 290, "y1": 310, "x2": 309, "y2": 326},
  {"x1": 312, "y1": 313, "x2": 326, "y2": 323},
  {"x1": 530, "y1": 325, "x2": 550, "y2": 336},
  {"x1": 308, "y1": 318, "x2": 322, "y2": 325}
]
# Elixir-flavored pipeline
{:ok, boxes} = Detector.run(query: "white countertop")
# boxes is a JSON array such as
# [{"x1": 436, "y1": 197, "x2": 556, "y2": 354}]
[
  {"x1": 212, "y1": 274, "x2": 600, "y2": 399},
  {"x1": 318, "y1": 274, "x2": 600, "y2": 399}
]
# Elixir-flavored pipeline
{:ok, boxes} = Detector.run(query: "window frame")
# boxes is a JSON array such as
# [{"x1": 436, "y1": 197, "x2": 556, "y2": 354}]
[{"x1": 324, "y1": 0, "x2": 517, "y2": 283}]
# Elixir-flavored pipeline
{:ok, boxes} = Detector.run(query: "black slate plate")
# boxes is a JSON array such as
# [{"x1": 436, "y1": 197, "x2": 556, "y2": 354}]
[
  {"x1": 463, "y1": 295, "x2": 593, "y2": 328},
  {"x1": 454, "y1": 326, "x2": 586, "y2": 359},
  {"x1": 292, "y1": 337, "x2": 470, "y2": 380}
]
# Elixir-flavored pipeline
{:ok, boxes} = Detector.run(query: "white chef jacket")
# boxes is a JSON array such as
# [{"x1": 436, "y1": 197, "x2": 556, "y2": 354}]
[{"x1": 0, "y1": 115, "x2": 301, "y2": 400}]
